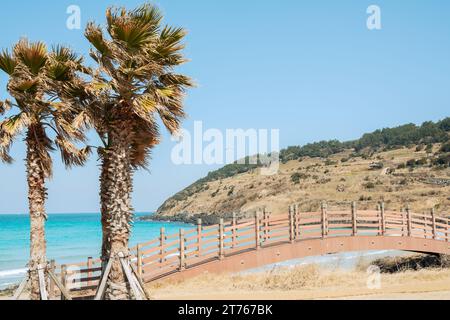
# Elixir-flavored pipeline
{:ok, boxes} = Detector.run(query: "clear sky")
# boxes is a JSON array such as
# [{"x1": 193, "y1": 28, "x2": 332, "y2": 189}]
[{"x1": 0, "y1": 0, "x2": 449, "y2": 214}]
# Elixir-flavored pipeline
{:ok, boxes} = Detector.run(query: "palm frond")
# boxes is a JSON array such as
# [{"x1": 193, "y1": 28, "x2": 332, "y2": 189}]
[
  {"x1": 130, "y1": 3, "x2": 163, "y2": 27},
  {"x1": 0, "y1": 99, "x2": 12, "y2": 115},
  {"x1": 110, "y1": 19, "x2": 154, "y2": 49},
  {"x1": 132, "y1": 94, "x2": 158, "y2": 124},
  {"x1": 51, "y1": 45, "x2": 82, "y2": 64},
  {"x1": 55, "y1": 136, "x2": 91, "y2": 168},
  {"x1": 0, "y1": 50, "x2": 17, "y2": 75},
  {"x1": 72, "y1": 110, "x2": 93, "y2": 131},
  {"x1": 0, "y1": 112, "x2": 30, "y2": 136},
  {"x1": 13, "y1": 39, "x2": 48, "y2": 75},
  {"x1": 85, "y1": 23, "x2": 111, "y2": 56},
  {"x1": 0, "y1": 127, "x2": 14, "y2": 164},
  {"x1": 0, "y1": 139, "x2": 13, "y2": 163},
  {"x1": 10, "y1": 79, "x2": 39, "y2": 93}
]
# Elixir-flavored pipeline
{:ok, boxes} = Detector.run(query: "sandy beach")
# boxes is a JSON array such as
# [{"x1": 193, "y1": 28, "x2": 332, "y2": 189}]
[
  {"x1": 147, "y1": 264, "x2": 450, "y2": 300},
  {"x1": 2, "y1": 265, "x2": 450, "y2": 300}
]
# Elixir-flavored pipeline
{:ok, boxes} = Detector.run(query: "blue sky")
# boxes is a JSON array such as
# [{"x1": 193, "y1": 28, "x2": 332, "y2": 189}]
[{"x1": 0, "y1": 0, "x2": 449, "y2": 214}]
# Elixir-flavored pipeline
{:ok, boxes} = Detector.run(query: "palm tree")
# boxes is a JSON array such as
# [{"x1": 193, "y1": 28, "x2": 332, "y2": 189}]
[
  {"x1": 74, "y1": 3, "x2": 193, "y2": 299},
  {"x1": 0, "y1": 40, "x2": 90, "y2": 300}
]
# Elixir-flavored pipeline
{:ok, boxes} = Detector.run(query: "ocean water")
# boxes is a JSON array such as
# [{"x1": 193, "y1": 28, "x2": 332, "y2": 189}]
[{"x1": 0, "y1": 213, "x2": 193, "y2": 289}]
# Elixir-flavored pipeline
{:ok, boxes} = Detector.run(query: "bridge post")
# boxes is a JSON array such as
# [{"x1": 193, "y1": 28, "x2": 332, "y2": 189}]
[
  {"x1": 400, "y1": 207, "x2": 406, "y2": 236},
  {"x1": 431, "y1": 208, "x2": 437, "y2": 240},
  {"x1": 289, "y1": 205, "x2": 295, "y2": 243},
  {"x1": 351, "y1": 202, "x2": 357, "y2": 236},
  {"x1": 255, "y1": 211, "x2": 261, "y2": 250},
  {"x1": 136, "y1": 244, "x2": 143, "y2": 277},
  {"x1": 406, "y1": 205, "x2": 412, "y2": 237},
  {"x1": 232, "y1": 213, "x2": 237, "y2": 249},
  {"x1": 321, "y1": 202, "x2": 328, "y2": 238},
  {"x1": 219, "y1": 219, "x2": 225, "y2": 260},
  {"x1": 160, "y1": 227, "x2": 165, "y2": 263},
  {"x1": 179, "y1": 229, "x2": 186, "y2": 271},
  {"x1": 380, "y1": 202, "x2": 386, "y2": 236},
  {"x1": 447, "y1": 219, "x2": 449, "y2": 243},
  {"x1": 263, "y1": 208, "x2": 269, "y2": 244},
  {"x1": 197, "y1": 219, "x2": 202, "y2": 257}
]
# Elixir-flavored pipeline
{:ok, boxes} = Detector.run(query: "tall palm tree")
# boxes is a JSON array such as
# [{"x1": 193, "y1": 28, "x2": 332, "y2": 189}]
[
  {"x1": 0, "y1": 40, "x2": 90, "y2": 300},
  {"x1": 74, "y1": 3, "x2": 193, "y2": 299}
]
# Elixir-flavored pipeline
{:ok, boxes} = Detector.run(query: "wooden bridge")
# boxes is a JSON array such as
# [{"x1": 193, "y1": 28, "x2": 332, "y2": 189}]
[{"x1": 46, "y1": 203, "x2": 449, "y2": 299}]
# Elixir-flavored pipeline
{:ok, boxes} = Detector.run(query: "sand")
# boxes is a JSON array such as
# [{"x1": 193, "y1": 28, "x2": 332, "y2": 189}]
[{"x1": 148, "y1": 265, "x2": 450, "y2": 300}]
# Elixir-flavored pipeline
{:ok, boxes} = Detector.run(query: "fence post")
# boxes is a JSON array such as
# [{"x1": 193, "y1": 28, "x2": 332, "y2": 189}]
[
  {"x1": 352, "y1": 202, "x2": 357, "y2": 236},
  {"x1": 431, "y1": 208, "x2": 437, "y2": 240},
  {"x1": 48, "y1": 259, "x2": 55, "y2": 298},
  {"x1": 179, "y1": 229, "x2": 185, "y2": 271},
  {"x1": 160, "y1": 227, "x2": 165, "y2": 264},
  {"x1": 87, "y1": 257, "x2": 93, "y2": 287},
  {"x1": 380, "y1": 202, "x2": 386, "y2": 236},
  {"x1": 447, "y1": 219, "x2": 449, "y2": 243},
  {"x1": 136, "y1": 244, "x2": 143, "y2": 277},
  {"x1": 263, "y1": 208, "x2": 269, "y2": 244},
  {"x1": 289, "y1": 205, "x2": 295, "y2": 243},
  {"x1": 219, "y1": 219, "x2": 225, "y2": 260},
  {"x1": 60, "y1": 264, "x2": 67, "y2": 301},
  {"x1": 232, "y1": 213, "x2": 237, "y2": 249},
  {"x1": 400, "y1": 207, "x2": 406, "y2": 236},
  {"x1": 321, "y1": 201, "x2": 328, "y2": 238},
  {"x1": 295, "y1": 204, "x2": 300, "y2": 239},
  {"x1": 197, "y1": 219, "x2": 202, "y2": 257},
  {"x1": 406, "y1": 205, "x2": 412, "y2": 237},
  {"x1": 255, "y1": 211, "x2": 261, "y2": 250}
]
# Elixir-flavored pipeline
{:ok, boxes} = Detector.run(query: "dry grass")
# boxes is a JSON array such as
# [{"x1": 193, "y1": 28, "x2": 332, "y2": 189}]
[{"x1": 148, "y1": 262, "x2": 450, "y2": 298}]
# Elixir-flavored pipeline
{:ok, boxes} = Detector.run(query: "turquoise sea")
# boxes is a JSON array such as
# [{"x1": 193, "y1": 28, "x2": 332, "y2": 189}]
[{"x1": 0, "y1": 213, "x2": 193, "y2": 289}]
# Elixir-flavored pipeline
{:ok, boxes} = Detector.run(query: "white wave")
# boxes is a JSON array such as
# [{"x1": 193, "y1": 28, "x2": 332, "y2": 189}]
[{"x1": 0, "y1": 268, "x2": 27, "y2": 278}]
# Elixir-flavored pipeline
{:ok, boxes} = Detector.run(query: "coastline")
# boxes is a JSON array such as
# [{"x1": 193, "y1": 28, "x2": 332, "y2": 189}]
[{"x1": 140, "y1": 211, "x2": 246, "y2": 226}]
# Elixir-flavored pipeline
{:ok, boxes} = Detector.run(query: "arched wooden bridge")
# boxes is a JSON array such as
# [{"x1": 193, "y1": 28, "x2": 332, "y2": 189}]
[{"x1": 50, "y1": 203, "x2": 449, "y2": 299}]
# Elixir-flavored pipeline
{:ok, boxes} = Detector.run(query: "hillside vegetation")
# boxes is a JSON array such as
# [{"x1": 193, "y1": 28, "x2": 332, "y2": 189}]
[{"x1": 152, "y1": 118, "x2": 450, "y2": 224}]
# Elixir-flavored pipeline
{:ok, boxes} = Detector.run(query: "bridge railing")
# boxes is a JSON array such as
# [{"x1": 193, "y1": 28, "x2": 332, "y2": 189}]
[
  {"x1": 51, "y1": 203, "x2": 449, "y2": 295},
  {"x1": 128, "y1": 203, "x2": 449, "y2": 283}
]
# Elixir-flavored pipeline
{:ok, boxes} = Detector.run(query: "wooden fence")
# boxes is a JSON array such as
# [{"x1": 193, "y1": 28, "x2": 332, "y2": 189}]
[{"x1": 51, "y1": 203, "x2": 450, "y2": 297}]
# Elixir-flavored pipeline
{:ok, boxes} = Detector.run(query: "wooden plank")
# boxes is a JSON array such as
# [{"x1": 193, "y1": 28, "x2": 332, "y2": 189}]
[
  {"x1": 219, "y1": 219, "x2": 225, "y2": 259},
  {"x1": 47, "y1": 270, "x2": 72, "y2": 300},
  {"x1": 87, "y1": 257, "x2": 93, "y2": 287},
  {"x1": 60, "y1": 265, "x2": 67, "y2": 300},
  {"x1": 37, "y1": 266, "x2": 48, "y2": 300},
  {"x1": 321, "y1": 202, "x2": 328, "y2": 238},
  {"x1": 94, "y1": 258, "x2": 112, "y2": 300},
  {"x1": 431, "y1": 208, "x2": 437, "y2": 240},
  {"x1": 197, "y1": 219, "x2": 203, "y2": 256},
  {"x1": 255, "y1": 212, "x2": 261, "y2": 250},
  {"x1": 12, "y1": 274, "x2": 29, "y2": 300},
  {"x1": 179, "y1": 229, "x2": 186, "y2": 270},
  {"x1": 48, "y1": 260, "x2": 55, "y2": 298},
  {"x1": 406, "y1": 206, "x2": 412, "y2": 237},
  {"x1": 119, "y1": 254, "x2": 143, "y2": 300},
  {"x1": 129, "y1": 263, "x2": 151, "y2": 300}
]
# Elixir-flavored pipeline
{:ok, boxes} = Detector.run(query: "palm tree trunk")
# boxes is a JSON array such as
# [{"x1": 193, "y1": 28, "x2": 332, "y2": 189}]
[
  {"x1": 26, "y1": 133, "x2": 48, "y2": 300},
  {"x1": 103, "y1": 122, "x2": 134, "y2": 300},
  {"x1": 100, "y1": 152, "x2": 111, "y2": 264}
]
